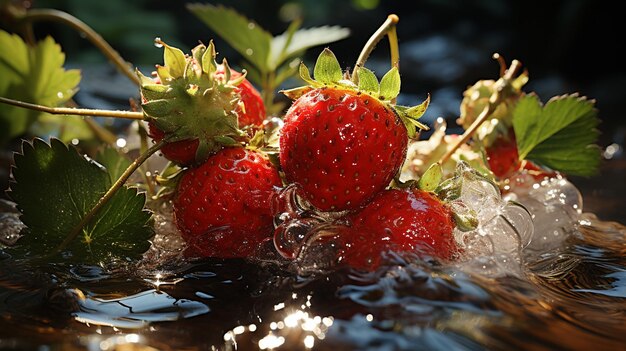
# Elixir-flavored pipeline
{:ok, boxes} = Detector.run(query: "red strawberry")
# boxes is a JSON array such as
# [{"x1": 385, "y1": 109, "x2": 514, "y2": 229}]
[
  {"x1": 146, "y1": 68, "x2": 265, "y2": 166},
  {"x1": 485, "y1": 131, "x2": 520, "y2": 178},
  {"x1": 215, "y1": 65, "x2": 265, "y2": 128},
  {"x1": 485, "y1": 129, "x2": 556, "y2": 180},
  {"x1": 334, "y1": 188, "x2": 457, "y2": 271},
  {"x1": 173, "y1": 147, "x2": 282, "y2": 258},
  {"x1": 147, "y1": 124, "x2": 200, "y2": 166},
  {"x1": 279, "y1": 49, "x2": 429, "y2": 211},
  {"x1": 139, "y1": 40, "x2": 265, "y2": 166}
]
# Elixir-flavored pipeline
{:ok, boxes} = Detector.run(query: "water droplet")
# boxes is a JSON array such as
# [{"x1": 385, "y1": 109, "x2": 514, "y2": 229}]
[
  {"x1": 71, "y1": 139, "x2": 80, "y2": 145},
  {"x1": 245, "y1": 48, "x2": 254, "y2": 56},
  {"x1": 248, "y1": 22, "x2": 256, "y2": 29},
  {"x1": 154, "y1": 37, "x2": 163, "y2": 48},
  {"x1": 56, "y1": 92, "x2": 64, "y2": 99}
]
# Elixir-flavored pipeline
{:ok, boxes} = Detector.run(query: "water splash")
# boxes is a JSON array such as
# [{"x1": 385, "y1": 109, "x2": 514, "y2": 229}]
[
  {"x1": 72, "y1": 288, "x2": 209, "y2": 329},
  {"x1": 505, "y1": 176, "x2": 583, "y2": 254}
]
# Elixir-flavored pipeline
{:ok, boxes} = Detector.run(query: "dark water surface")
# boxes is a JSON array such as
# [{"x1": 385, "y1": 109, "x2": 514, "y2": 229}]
[{"x1": 1, "y1": 162, "x2": 625, "y2": 351}]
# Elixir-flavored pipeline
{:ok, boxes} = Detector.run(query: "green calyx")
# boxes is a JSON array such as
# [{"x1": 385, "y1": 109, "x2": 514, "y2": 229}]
[
  {"x1": 458, "y1": 66, "x2": 528, "y2": 146},
  {"x1": 138, "y1": 39, "x2": 245, "y2": 162},
  {"x1": 282, "y1": 48, "x2": 429, "y2": 138}
]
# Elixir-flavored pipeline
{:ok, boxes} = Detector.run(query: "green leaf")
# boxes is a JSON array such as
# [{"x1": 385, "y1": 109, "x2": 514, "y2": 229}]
[
  {"x1": 313, "y1": 48, "x2": 343, "y2": 84},
  {"x1": 29, "y1": 114, "x2": 94, "y2": 143},
  {"x1": 8, "y1": 138, "x2": 153, "y2": 262},
  {"x1": 513, "y1": 94, "x2": 600, "y2": 176},
  {"x1": 160, "y1": 40, "x2": 186, "y2": 78},
  {"x1": 395, "y1": 97, "x2": 430, "y2": 139},
  {"x1": 405, "y1": 94, "x2": 430, "y2": 120},
  {"x1": 418, "y1": 163, "x2": 443, "y2": 192},
  {"x1": 0, "y1": 32, "x2": 81, "y2": 145},
  {"x1": 95, "y1": 146, "x2": 132, "y2": 183},
  {"x1": 356, "y1": 67, "x2": 379, "y2": 94},
  {"x1": 274, "y1": 58, "x2": 301, "y2": 86},
  {"x1": 201, "y1": 41, "x2": 218, "y2": 75},
  {"x1": 187, "y1": 3, "x2": 272, "y2": 73},
  {"x1": 269, "y1": 25, "x2": 350, "y2": 70},
  {"x1": 378, "y1": 67, "x2": 400, "y2": 101},
  {"x1": 299, "y1": 62, "x2": 318, "y2": 86}
]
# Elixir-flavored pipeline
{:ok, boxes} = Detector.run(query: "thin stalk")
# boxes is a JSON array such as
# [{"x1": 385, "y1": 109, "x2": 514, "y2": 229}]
[
  {"x1": 50, "y1": 138, "x2": 168, "y2": 257},
  {"x1": 19, "y1": 8, "x2": 140, "y2": 86},
  {"x1": 261, "y1": 71, "x2": 276, "y2": 115},
  {"x1": 351, "y1": 14, "x2": 400, "y2": 84},
  {"x1": 62, "y1": 99, "x2": 119, "y2": 145},
  {"x1": 441, "y1": 58, "x2": 522, "y2": 163},
  {"x1": 0, "y1": 96, "x2": 144, "y2": 119},
  {"x1": 137, "y1": 121, "x2": 156, "y2": 197}
]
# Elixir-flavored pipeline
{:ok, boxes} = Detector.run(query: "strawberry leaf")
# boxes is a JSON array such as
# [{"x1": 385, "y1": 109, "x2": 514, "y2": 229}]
[
  {"x1": 0, "y1": 31, "x2": 81, "y2": 145},
  {"x1": 356, "y1": 67, "x2": 379, "y2": 94},
  {"x1": 418, "y1": 163, "x2": 443, "y2": 192},
  {"x1": 404, "y1": 94, "x2": 431, "y2": 120},
  {"x1": 7, "y1": 138, "x2": 153, "y2": 262},
  {"x1": 378, "y1": 67, "x2": 400, "y2": 101},
  {"x1": 513, "y1": 94, "x2": 600, "y2": 176},
  {"x1": 95, "y1": 146, "x2": 132, "y2": 183},
  {"x1": 298, "y1": 62, "x2": 318, "y2": 87},
  {"x1": 187, "y1": 4, "x2": 272, "y2": 73},
  {"x1": 159, "y1": 40, "x2": 186, "y2": 78},
  {"x1": 314, "y1": 48, "x2": 343, "y2": 84},
  {"x1": 269, "y1": 25, "x2": 350, "y2": 71}
]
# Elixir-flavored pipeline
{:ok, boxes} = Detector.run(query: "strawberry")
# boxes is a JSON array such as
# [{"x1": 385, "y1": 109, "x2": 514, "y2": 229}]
[
  {"x1": 485, "y1": 130, "x2": 520, "y2": 178},
  {"x1": 485, "y1": 129, "x2": 556, "y2": 180},
  {"x1": 146, "y1": 66, "x2": 265, "y2": 165},
  {"x1": 215, "y1": 65, "x2": 265, "y2": 128},
  {"x1": 333, "y1": 188, "x2": 457, "y2": 271},
  {"x1": 279, "y1": 49, "x2": 429, "y2": 211},
  {"x1": 139, "y1": 40, "x2": 265, "y2": 166},
  {"x1": 147, "y1": 123, "x2": 200, "y2": 166},
  {"x1": 172, "y1": 147, "x2": 282, "y2": 258}
]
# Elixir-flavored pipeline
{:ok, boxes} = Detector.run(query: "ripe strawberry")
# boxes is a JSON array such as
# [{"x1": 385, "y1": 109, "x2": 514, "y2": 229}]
[
  {"x1": 147, "y1": 123, "x2": 200, "y2": 166},
  {"x1": 173, "y1": 147, "x2": 282, "y2": 258},
  {"x1": 485, "y1": 129, "x2": 556, "y2": 180},
  {"x1": 215, "y1": 65, "x2": 265, "y2": 128},
  {"x1": 485, "y1": 131, "x2": 520, "y2": 178},
  {"x1": 146, "y1": 67, "x2": 265, "y2": 165},
  {"x1": 335, "y1": 188, "x2": 457, "y2": 271},
  {"x1": 279, "y1": 49, "x2": 429, "y2": 211},
  {"x1": 139, "y1": 40, "x2": 265, "y2": 166}
]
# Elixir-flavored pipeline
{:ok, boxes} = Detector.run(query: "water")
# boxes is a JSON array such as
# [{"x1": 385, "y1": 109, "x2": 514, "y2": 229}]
[{"x1": 1, "y1": 170, "x2": 626, "y2": 350}]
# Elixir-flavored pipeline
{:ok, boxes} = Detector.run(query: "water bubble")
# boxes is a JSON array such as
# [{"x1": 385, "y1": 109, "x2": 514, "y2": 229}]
[
  {"x1": 506, "y1": 176, "x2": 582, "y2": 253},
  {"x1": 274, "y1": 218, "x2": 322, "y2": 259},
  {"x1": 444, "y1": 163, "x2": 534, "y2": 276}
]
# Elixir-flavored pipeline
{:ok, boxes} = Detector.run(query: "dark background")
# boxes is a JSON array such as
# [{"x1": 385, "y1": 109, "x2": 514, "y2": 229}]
[
  {"x1": 25, "y1": 0, "x2": 625, "y2": 147},
  {"x1": 6, "y1": 0, "x2": 626, "y2": 220}
]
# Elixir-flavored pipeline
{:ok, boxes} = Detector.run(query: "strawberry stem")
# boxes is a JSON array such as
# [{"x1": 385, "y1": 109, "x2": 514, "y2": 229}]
[
  {"x1": 493, "y1": 53, "x2": 507, "y2": 77},
  {"x1": 441, "y1": 55, "x2": 522, "y2": 163},
  {"x1": 16, "y1": 8, "x2": 140, "y2": 86},
  {"x1": 351, "y1": 14, "x2": 400, "y2": 86},
  {"x1": 49, "y1": 137, "x2": 169, "y2": 258},
  {"x1": 0, "y1": 96, "x2": 144, "y2": 120}
]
